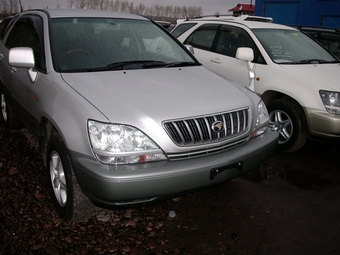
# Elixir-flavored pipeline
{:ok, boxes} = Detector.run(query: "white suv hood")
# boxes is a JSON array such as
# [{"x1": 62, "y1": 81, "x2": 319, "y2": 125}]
[
  {"x1": 61, "y1": 66, "x2": 253, "y2": 125},
  {"x1": 281, "y1": 63, "x2": 340, "y2": 91}
]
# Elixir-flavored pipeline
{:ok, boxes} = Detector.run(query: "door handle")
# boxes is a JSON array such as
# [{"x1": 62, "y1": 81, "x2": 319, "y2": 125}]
[
  {"x1": 0, "y1": 53, "x2": 3, "y2": 60},
  {"x1": 210, "y1": 58, "x2": 222, "y2": 64},
  {"x1": 10, "y1": 66, "x2": 17, "y2": 73}
]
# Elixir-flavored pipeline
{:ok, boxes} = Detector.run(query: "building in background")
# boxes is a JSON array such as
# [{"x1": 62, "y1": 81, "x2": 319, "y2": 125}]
[
  {"x1": 229, "y1": 3, "x2": 255, "y2": 16},
  {"x1": 254, "y1": 0, "x2": 340, "y2": 28}
]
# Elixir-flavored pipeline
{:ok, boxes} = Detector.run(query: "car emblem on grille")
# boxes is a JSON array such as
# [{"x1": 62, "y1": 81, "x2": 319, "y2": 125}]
[{"x1": 212, "y1": 121, "x2": 224, "y2": 133}]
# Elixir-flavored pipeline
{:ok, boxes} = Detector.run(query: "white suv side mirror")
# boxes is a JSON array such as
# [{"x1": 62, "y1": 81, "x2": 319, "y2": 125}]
[{"x1": 236, "y1": 47, "x2": 255, "y2": 91}]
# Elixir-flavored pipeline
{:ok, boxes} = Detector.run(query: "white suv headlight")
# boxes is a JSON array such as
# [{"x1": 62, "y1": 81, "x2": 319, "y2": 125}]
[
  {"x1": 319, "y1": 90, "x2": 340, "y2": 114},
  {"x1": 88, "y1": 120, "x2": 167, "y2": 165},
  {"x1": 252, "y1": 100, "x2": 269, "y2": 138}
]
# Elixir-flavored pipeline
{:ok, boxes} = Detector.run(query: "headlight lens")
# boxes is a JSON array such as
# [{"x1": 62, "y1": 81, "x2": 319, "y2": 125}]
[
  {"x1": 319, "y1": 90, "x2": 340, "y2": 114},
  {"x1": 252, "y1": 100, "x2": 269, "y2": 138},
  {"x1": 88, "y1": 120, "x2": 167, "y2": 165}
]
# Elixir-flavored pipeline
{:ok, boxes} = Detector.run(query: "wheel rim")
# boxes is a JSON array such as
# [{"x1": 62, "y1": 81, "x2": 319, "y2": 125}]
[
  {"x1": 1, "y1": 92, "x2": 8, "y2": 122},
  {"x1": 50, "y1": 150, "x2": 67, "y2": 207},
  {"x1": 269, "y1": 110, "x2": 293, "y2": 144}
]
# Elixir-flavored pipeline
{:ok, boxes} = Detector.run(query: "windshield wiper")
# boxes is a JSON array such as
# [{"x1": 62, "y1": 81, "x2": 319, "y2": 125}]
[
  {"x1": 298, "y1": 59, "x2": 331, "y2": 64},
  {"x1": 142, "y1": 61, "x2": 201, "y2": 68},
  {"x1": 162, "y1": 61, "x2": 201, "y2": 68},
  {"x1": 81, "y1": 60, "x2": 201, "y2": 72},
  {"x1": 105, "y1": 60, "x2": 190, "y2": 70},
  {"x1": 141, "y1": 61, "x2": 168, "y2": 68},
  {"x1": 106, "y1": 60, "x2": 156, "y2": 70},
  {"x1": 108, "y1": 61, "x2": 200, "y2": 69}
]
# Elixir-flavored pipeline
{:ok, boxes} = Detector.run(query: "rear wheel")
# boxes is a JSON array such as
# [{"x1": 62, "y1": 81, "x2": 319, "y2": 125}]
[
  {"x1": 267, "y1": 98, "x2": 308, "y2": 152},
  {"x1": 47, "y1": 129, "x2": 94, "y2": 221},
  {"x1": 0, "y1": 89, "x2": 21, "y2": 129}
]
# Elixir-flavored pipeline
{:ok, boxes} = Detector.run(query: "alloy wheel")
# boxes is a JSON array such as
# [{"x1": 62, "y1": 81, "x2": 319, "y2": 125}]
[
  {"x1": 1, "y1": 92, "x2": 8, "y2": 122},
  {"x1": 49, "y1": 150, "x2": 67, "y2": 206},
  {"x1": 269, "y1": 110, "x2": 293, "y2": 144}
]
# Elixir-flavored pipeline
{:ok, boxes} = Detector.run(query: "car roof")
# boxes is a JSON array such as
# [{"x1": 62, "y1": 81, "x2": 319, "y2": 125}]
[
  {"x1": 179, "y1": 15, "x2": 297, "y2": 30},
  {"x1": 19, "y1": 8, "x2": 148, "y2": 21}
]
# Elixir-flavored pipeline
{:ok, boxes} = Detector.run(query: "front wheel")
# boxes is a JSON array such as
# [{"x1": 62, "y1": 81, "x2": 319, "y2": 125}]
[
  {"x1": 267, "y1": 99, "x2": 308, "y2": 152},
  {"x1": 47, "y1": 130, "x2": 94, "y2": 221}
]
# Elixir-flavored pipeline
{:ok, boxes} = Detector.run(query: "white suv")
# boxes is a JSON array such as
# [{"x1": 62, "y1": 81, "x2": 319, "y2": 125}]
[{"x1": 173, "y1": 15, "x2": 340, "y2": 152}]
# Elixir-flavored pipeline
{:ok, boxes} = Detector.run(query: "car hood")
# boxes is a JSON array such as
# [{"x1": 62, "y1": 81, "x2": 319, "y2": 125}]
[
  {"x1": 61, "y1": 66, "x2": 253, "y2": 128},
  {"x1": 62, "y1": 66, "x2": 254, "y2": 138},
  {"x1": 280, "y1": 63, "x2": 340, "y2": 90}
]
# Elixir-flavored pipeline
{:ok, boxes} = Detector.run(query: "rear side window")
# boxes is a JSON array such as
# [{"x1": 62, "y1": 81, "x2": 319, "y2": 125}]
[{"x1": 171, "y1": 23, "x2": 197, "y2": 38}]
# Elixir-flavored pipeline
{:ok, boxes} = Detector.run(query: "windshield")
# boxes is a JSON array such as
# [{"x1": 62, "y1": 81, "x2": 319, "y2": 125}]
[
  {"x1": 252, "y1": 29, "x2": 338, "y2": 64},
  {"x1": 51, "y1": 18, "x2": 198, "y2": 72}
]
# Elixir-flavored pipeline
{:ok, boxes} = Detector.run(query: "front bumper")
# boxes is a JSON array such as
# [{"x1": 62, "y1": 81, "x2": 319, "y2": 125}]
[
  {"x1": 70, "y1": 130, "x2": 278, "y2": 207},
  {"x1": 306, "y1": 108, "x2": 340, "y2": 138}
]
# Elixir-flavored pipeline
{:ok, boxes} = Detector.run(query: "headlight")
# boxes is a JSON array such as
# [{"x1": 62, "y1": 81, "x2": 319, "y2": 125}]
[
  {"x1": 252, "y1": 100, "x2": 269, "y2": 138},
  {"x1": 88, "y1": 120, "x2": 167, "y2": 165},
  {"x1": 319, "y1": 90, "x2": 340, "y2": 114}
]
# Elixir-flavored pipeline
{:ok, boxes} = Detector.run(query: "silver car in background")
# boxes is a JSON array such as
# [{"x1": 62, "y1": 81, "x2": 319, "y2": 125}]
[{"x1": 0, "y1": 9, "x2": 278, "y2": 221}]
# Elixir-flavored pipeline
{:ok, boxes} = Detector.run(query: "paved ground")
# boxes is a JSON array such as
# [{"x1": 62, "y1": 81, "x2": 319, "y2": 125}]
[{"x1": 1, "y1": 123, "x2": 340, "y2": 254}]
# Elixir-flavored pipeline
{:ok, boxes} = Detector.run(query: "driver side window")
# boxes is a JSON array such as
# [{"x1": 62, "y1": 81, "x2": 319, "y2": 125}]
[
  {"x1": 184, "y1": 25, "x2": 219, "y2": 51},
  {"x1": 5, "y1": 15, "x2": 46, "y2": 72},
  {"x1": 215, "y1": 26, "x2": 266, "y2": 64}
]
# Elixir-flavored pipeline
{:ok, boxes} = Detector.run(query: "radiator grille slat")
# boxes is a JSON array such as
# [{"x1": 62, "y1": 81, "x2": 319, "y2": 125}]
[{"x1": 163, "y1": 108, "x2": 249, "y2": 146}]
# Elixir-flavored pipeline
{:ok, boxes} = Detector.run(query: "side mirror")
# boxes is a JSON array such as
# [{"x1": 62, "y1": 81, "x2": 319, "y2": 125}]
[
  {"x1": 9, "y1": 47, "x2": 37, "y2": 82},
  {"x1": 236, "y1": 47, "x2": 254, "y2": 62},
  {"x1": 236, "y1": 47, "x2": 255, "y2": 91},
  {"x1": 9, "y1": 47, "x2": 35, "y2": 68}
]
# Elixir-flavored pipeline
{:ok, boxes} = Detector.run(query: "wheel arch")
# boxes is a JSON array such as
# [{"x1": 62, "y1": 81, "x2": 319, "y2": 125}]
[
  {"x1": 261, "y1": 90, "x2": 310, "y2": 134},
  {"x1": 43, "y1": 122, "x2": 94, "y2": 221},
  {"x1": 39, "y1": 118, "x2": 64, "y2": 167}
]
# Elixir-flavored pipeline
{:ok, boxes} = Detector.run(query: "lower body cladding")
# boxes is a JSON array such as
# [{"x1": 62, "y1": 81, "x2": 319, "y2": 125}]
[
  {"x1": 71, "y1": 130, "x2": 278, "y2": 208},
  {"x1": 307, "y1": 108, "x2": 340, "y2": 138}
]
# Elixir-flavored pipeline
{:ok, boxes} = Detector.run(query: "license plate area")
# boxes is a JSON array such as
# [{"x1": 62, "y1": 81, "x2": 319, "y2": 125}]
[{"x1": 210, "y1": 161, "x2": 243, "y2": 180}]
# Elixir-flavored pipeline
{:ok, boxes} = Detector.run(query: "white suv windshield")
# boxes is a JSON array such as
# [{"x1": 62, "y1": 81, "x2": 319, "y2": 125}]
[
  {"x1": 252, "y1": 29, "x2": 338, "y2": 64},
  {"x1": 51, "y1": 18, "x2": 197, "y2": 72}
]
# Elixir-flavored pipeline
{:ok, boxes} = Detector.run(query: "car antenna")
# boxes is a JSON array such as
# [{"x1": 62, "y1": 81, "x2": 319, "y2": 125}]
[{"x1": 19, "y1": 0, "x2": 23, "y2": 12}]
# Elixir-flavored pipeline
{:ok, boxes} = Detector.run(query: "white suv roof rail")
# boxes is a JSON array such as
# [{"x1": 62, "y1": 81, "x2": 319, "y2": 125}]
[
  {"x1": 187, "y1": 14, "x2": 273, "y2": 23},
  {"x1": 242, "y1": 15, "x2": 273, "y2": 22}
]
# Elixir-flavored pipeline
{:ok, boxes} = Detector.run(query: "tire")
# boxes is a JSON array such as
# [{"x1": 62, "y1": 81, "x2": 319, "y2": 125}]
[
  {"x1": 267, "y1": 98, "x2": 308, "y2": 152},
  {"x1": 0, "y1": 89, "x2": 22, "y2": 129},
  {"x1": 47, "y1": 129, "x2": 94, "y2": 221}
]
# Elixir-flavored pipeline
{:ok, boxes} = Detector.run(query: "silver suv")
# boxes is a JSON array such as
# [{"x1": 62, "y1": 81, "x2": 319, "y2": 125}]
[{"x1": 0, "y1": 10, "x2": 277, "y2": 221}]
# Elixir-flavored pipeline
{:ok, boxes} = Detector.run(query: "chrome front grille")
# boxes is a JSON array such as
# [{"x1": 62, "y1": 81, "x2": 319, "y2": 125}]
[{"x1": 163, "y1": 108, "x2": 249, "y2": 146}]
